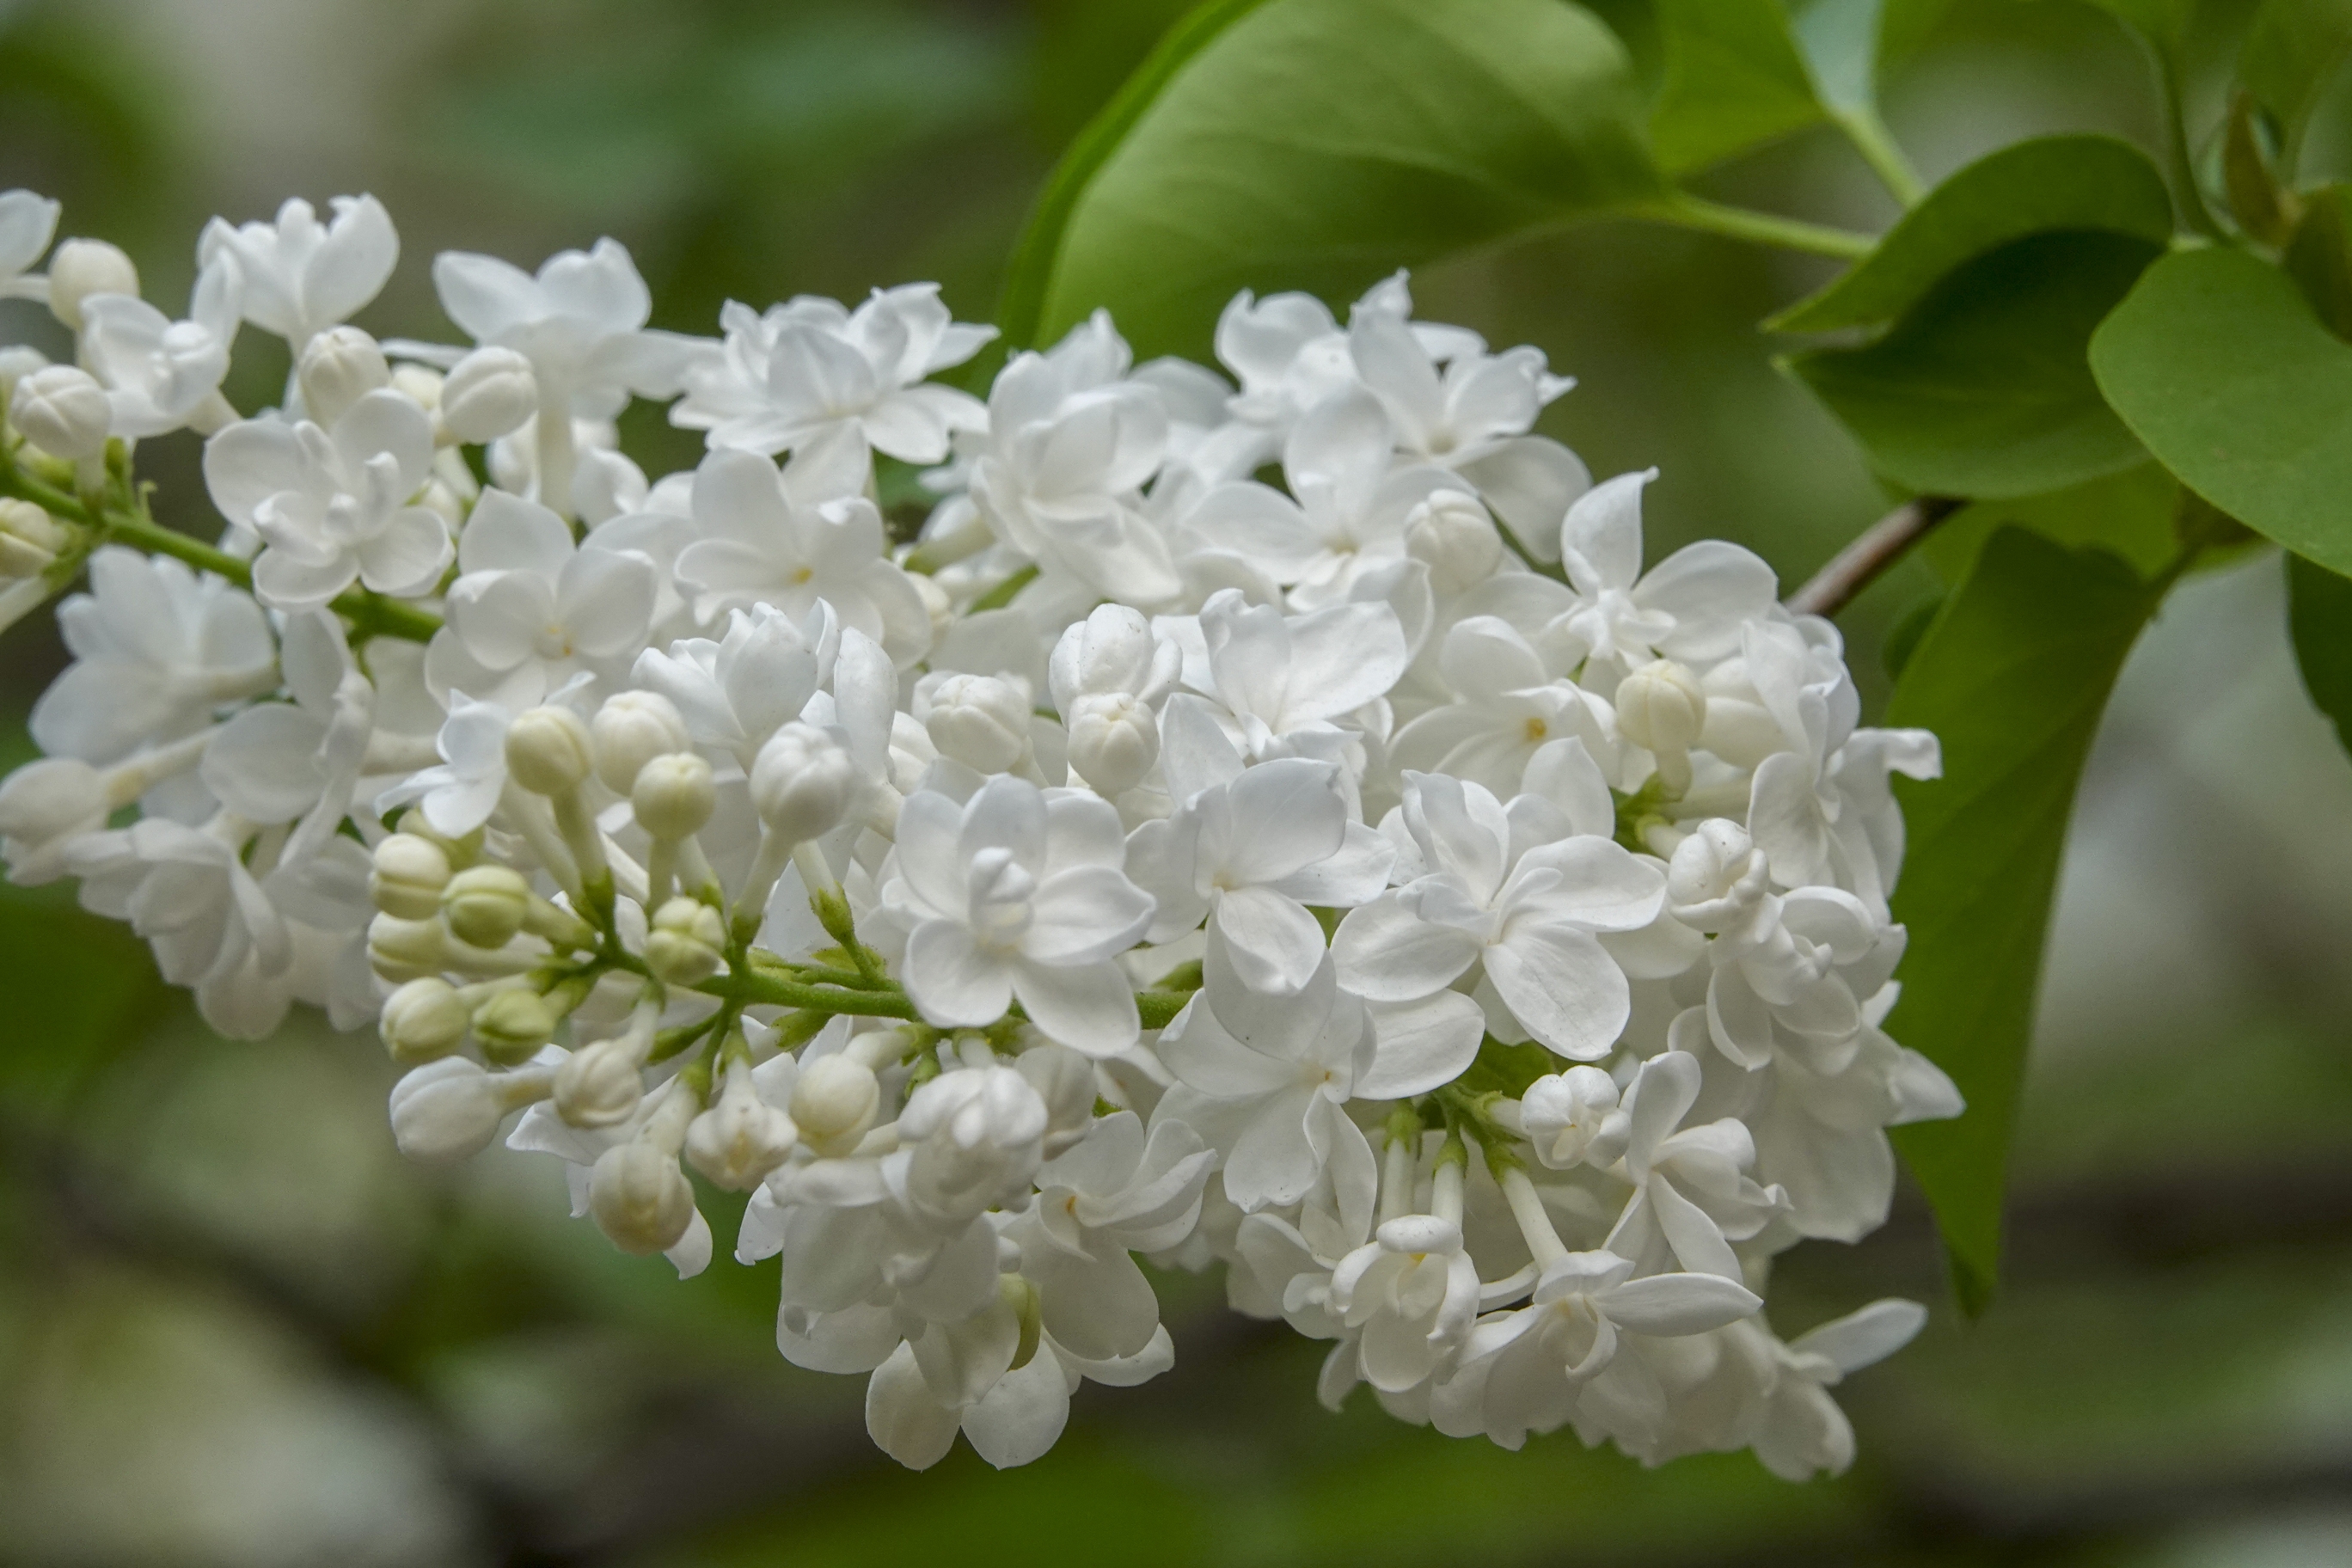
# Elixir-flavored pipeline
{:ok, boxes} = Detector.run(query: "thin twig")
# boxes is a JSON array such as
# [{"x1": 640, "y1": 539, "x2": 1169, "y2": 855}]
[{"x1": 1785, "y1": 495, "x2": 1963, "y2": 618}]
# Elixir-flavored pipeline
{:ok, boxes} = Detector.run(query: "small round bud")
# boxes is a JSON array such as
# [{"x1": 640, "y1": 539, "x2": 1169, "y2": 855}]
[
  {"x1": 441, "y1": 864, "x2": 532, "y2": 949},
  {"x1": 505, "y1": 705, "x2": 594, "y2": 796},
  {"x1": 749, "y1": 722, "x2": 857, "y2": 844},
  {"x1": 632, "y1": 752, "x2": 715, "y2": 842},
  {"x1": 1049, "y1": 603, "x2": 1157, "y2": 711},
  {"x1": 367, "y1": 912, "x2": 447, "y2": 982},
  {"x1": 788, "y1": 1053, "x2": 879, "y2": 1156},
  {"x1": 471, "y1": 989, "x2": 556, "y2": 1064},
  {"x1": 684, "y1": 1062, "x2": 798, "y2": 1190},
  {"x1": 592, "y1": 690, "x2": 691, "y2": 794},
  {"x1": 0, "y1": 498, "x2": 67, "y2": 579},
  {"x1": 380, "y1": 977, "x2": 470, "y2": 1065},
  {"x1": 554, "y1": 1035, "x2": 648, "y2": 1128},
  {"x1": 392, "y1": 810, "x2": 481, "y2": 870},
  {"x1": 645, "y1": 896, "x2": 727, "y2": 986},
  {"x1": 439, "y1": 346, "x2": 538, "y2": 443},
  {"x1": 923, "y1": 672, "x2": 1031, "y2": 774},
  {"x1": 1665, "y1": 818, "x2": 1767, "y2": 933},
  {"x1": 1520, "y1": 1066, "x2": 1624, "y2": 1169},
  {"x1": 590, "y1": 1139, "x2": 695, "y2": 1255},
  {"x1": 0, "y1": 756, "x2": 102, "y2": 842},
  {"x1": 1064, "y1": 691, "x2": 1158, "y2": 796},
  {"x1": 370, "y1": 833, "x2": 453, "y2": 919},
  {"x1": 46, "y1": 238, "x2": 139, "y2": 332},
  {"x1": 9, "y1": 365, "x2": 111, "y2": 459},
  {"x1": 1406, "y1": 490, "x2": 1503, "y2": 595},
  {"x1": 390, "y1": 364, "x2": 444, "y2": 413},
  {"x1": 1614, "y1": 659, "x2": 1707, "y2": 758},
  {"x1": 297, "y1": 326, "x2": 390, "y2": 426},
  {"x1": 389, "y1": 1058, "x2": 501, "y2": 1164}
]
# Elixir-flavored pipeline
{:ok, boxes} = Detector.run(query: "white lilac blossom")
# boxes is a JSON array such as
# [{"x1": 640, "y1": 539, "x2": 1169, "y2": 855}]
[{"x1": 0, "y1": 188, "x2": 1959, "y2": 1481}]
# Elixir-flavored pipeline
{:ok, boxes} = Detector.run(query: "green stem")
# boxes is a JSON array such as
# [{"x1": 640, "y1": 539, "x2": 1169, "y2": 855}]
[
  {"x1": 701, "y1": 971, "x2": 923, "y2": 1020},
  {"x1": 1832, "y1": 107, "x2": 1926, "y2": 208},
  {"x1": 1635, "y1": 194, "x2": 1877, "y2": 260},
  {"x1": 0, "y1": 451, "x2": 444, "y2": 644},
  {"x1": 969, "y1": 563, "x2": 1040, "y2": 613}
]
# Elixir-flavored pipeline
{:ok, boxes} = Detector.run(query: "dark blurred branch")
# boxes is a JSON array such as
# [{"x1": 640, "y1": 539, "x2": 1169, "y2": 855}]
[{"x1": 1786, "y1": 496, "x2": 1963, "y2": 620}]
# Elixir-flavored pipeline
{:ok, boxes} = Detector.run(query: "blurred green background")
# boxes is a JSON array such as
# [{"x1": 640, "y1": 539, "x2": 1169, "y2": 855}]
[{"x1": 3, "y1": 1, "x2": 2351, "y2": 1562}]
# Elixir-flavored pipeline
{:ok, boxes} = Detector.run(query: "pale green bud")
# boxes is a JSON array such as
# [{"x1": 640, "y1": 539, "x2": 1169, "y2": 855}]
[
  {"x1": 684, "y1": 1060, "x2": 798, "y2": 1190},
  {"x1": 789, "y1": 1053, "x2": 879, "y2": 1156},
  {"x1": 9, "y1": 365, "x2": 110, "y2": 459},
  {"x1": 592, "y1": 690, "x2": 690, "y2": 794},
  {"x1": 370, "y1": 832, "x2": 453, "y2": 919},
  {"x1": 441, "y1": 864, "x2": 532, "y2": 949},
  {"x1": 46, "y1": 238, "x2": 138, "y2": 332},
  {"x1": 590, "y1": 1138, "x2": 695, "y2": 1255},
  {"x1": 380, "y1": 977, "x2": 469, "y2": 1064},
  {"x1": 553, "y1": 1035, "x2": 649, "y2": 1129},
  {"x1": 0, "y1": 498, "x2": 68, "y2": 579},
  {"x1": 1614, "y1": 659, "x2": 1706, "y2": 757},
  {"x1": 297, "y1": 326, "x2": 390, "y2": 426},
  {"x1": 439, "y1": 346, "x2": 536, "y2": 443},
  {"x1": 472, "y1": 989, "x2": 556, "y2": 1064},
  {"x1": 644, "y1": 896, "x2": 726, "y2": 986},
  {"x1": 504, "y1": 705, "x2": 594, "y2": 796},
  {"x1": 631, "y1": 751, "x2": 715, "y2": 841},
  {"x1": 368, "y1": 912, "x2": 448, "y2": 982}
]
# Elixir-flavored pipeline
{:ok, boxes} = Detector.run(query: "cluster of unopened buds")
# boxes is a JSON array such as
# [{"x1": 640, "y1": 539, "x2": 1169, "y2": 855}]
[{"x1": 0, "y1": 186, "x2": 1962, "y2": 1473}]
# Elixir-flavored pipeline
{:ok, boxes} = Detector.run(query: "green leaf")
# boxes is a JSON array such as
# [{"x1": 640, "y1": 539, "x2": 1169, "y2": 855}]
[
  {"x1": 1789, "y1": 0, "x2": 1883, "y2": 117},
  {"x1": 1002, "y1": 0, "x2": 1664, "y2": 360},
  {"x1": 2090, "y1": 247, "x2": 2352, "y2": 578},
  {"x1": 1771, "y1": 135, "x2": 2174, "y2": 333},
  {"x1": 1886, "y1": 527, "x2": 2163, "y2": 1312},
  {"x1": 0, "y1": 880, "x2": 166, "y2": 1115},
  {"x1": 1921, "y1": 462, "x2": 2181, "y2": 586},
  {"x1": 2241, "y1": 0, "x2": 2352, "y2": 162},
  {"x1": 1651, "y1": 0, "x2": 1822, "y2": 175},
  {"x1": 2287, "y1": 551, "x2": 2352, "y2": 757},
  {"x1": 1782, "y1": 230, "x2": 2161, "y2": 499},
  {"x1": 2284, "y1": 183, "x2": 2352, "y2": 341},
  {"x1": 2075, "y1": 0, "x2": 2196, "y2": 55}
]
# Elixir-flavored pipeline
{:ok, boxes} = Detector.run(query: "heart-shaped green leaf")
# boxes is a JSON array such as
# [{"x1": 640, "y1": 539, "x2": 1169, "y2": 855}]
[
  {"x1": 1000, "y1": 0, "x2": 1663, "y2": 360},
  {"x1": 2090, "y1": 246, "x2": 2352, "y2": 577},
  {"x1": 1886, "y1": 526, "x2": 2163, "y2": 1312},
  {"x1": 1651, "y1": 0, "x2": 1824, "y2": 175},
  {"x1": 1771, "y1": 135, "x2": 2174, "y2": 333},
  {"x1": 1784, "y1": 230, "x2": 2160, "y2": 499}
]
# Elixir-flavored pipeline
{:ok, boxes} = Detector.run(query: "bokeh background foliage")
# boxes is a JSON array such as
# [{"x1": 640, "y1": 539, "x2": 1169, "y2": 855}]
[{"x1": 4, "y1": 0, "x2": 2352, "y2": 1563}]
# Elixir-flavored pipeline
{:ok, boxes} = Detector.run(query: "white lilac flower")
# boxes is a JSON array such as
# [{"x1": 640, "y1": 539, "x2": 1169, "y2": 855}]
[
  {"x1": 0, "y1": 189, "x2": 61, "y2": 301},
  {"x1": 673, "y1": 285, "x2": 993, "y2": 463},
  {"x1": 204, "y1": 388, "x2": 451, "y2": 609},
  {"x1": 0, "y1": 202, "x2": 1963, "y2": 1481},
  {"x1": 880, "y1": 775, "x2": 1156, "y2": 1053},
  {"x1": 199, "y1": 194, "x2": 399, "y2": 351}
]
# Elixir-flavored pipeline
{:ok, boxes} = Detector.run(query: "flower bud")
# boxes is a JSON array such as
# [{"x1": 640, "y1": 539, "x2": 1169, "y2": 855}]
[
  {"x1": 296, "y1": 326, "x2": 390, "y2": 426},
  {"x1": 788, "y1": 1052, "x2": 880, "y2": 1156},
  {"x1": 389, "y1": 1057, "x2": 502, "y2": 1164},
  {"x1": 9, "y1": 365, "x2": 110, "y2": 459},
  {"x1": 631, "y1": 752, "x2": 715, "y2": 842},
  {"x1": 441, "y1": 864, "x2": 532, "y2": 949},
  {"x1": 590, "y1": 1138, "x2": 695, "y2": 1255},
  {"x1": 380, "y1": 977, "x2": 470, "y2": 1064},
  {"x1": 0, "y1": 770, "x2": 105, "y2": 884},
  {"x1": 390, "y1": 364, "x2": 444, "y2": 413},
  {"x1": 439, "y1": 346, "x2": 537, "y2": 443},
  {"x1": 1665, "y1": 818, "x2": 1767, "y2": 932},
  {"x1": 923, "y1": 672, "x2": 1031, "y2": 774},
  {"x1": 1048, "y1": 603, "x2": 1156, "y2": 711},
  {"x1": 1520, "y1": 1066, "x2": 1625, "y2": 1169},
  {"x1": 1405, "y1": 490, "x2": 1503, "y2": 595},
  {"x1": 370, "y1": 832, "x2": 452, "y2": 919},
  {"x1": 591, "y1": 690, "x2": 690, "y2": 794},
  {"x1": 1614, "y1": 659, "x2": 1706, "y2": 758},
  {"x1": 471, "y1": 988, "x2": 556, "y2": 1064},
  {"x1": 554, "y1": 1034, "x2": 648, "y2": 1128},
  {"x1": 505, "y1": 705, "x2": 594, "y2": 796},
  {"x1": 0, "y1": 498, "x2": 67, "y2": 579},
  {"x1": 749, "y1": 722, "x2": 857, "y2": 844},
  {"x1": 0, "y1": 346, "x2": 50, "y2": 408},
  {"x1": 45, "y1": 238, "x2": 139, "y2": 332},
  {"x1": 684, "y1": 1060, "x2": 798, "y2": 1190},
  {"x1": 1064, "y1": 691, "x2": 1158, "y2": 796},
  {"x1": 645, "y1": 896, "x2": 727, "y2": 985},
  {"x1": 368, "y1": 912, "x2": 447, "y2": 981}
]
